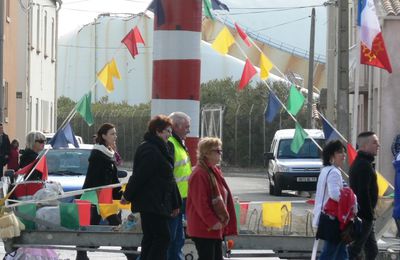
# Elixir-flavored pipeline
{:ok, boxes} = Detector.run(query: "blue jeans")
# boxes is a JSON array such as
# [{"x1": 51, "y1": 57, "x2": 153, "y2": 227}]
[
  {"x1": 167, "y1": 212, "x2": 185, "y2": 260},
  {"x1": 319, "y1": 240, "x2": 348, "y2": 260}
]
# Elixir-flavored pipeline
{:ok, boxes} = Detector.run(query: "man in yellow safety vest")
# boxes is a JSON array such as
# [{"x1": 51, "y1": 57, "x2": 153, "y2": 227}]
[{"x1": 167, "y1": 112, "x2": 192, "y2": 260}]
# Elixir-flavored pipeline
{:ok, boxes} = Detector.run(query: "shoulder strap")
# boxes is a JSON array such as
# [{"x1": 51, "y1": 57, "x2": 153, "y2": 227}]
[{"x1": 320, "y1": 167, "x2": 335, "y2": 212}]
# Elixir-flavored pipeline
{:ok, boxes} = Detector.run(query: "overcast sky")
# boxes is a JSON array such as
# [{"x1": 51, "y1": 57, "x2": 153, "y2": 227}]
[{"x1": 59, "y1": 0, "x2": 327, "y2": 57}]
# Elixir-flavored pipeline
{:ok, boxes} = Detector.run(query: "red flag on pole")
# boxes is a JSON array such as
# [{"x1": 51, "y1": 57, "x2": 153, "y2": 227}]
[
  {"x1": 238, "y1": 59, "x2": 257, "y2": 90},
  {"x1": 234, "y1": 23, "x2": 251, "y2": 47},
  {"x1": 121, "y1": 26, "x2": 145, "y2": 58},
  {"x1": 347, "y1": 143, "x2": 357, "y2": 166},
  {"x1": 16, "y1": 155, "x2": 48, "y2": 180}
]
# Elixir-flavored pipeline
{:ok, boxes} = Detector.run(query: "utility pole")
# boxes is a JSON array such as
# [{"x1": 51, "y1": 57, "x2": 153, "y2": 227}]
[
  {"x1": 307, "y1": 8, "x2": 315, "y2": 129},
  {"x1": 337, "y1": 0, "x2": 349, "y2": 140},
  {"x1": 326, "y1": 0, "x2": 337, "y2": 123}
]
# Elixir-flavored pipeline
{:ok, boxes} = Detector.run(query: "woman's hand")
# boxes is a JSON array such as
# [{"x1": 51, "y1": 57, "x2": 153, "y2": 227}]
[
  {"x1": 210, "y1": 222, "x2": 223, "y2": 230},
  {"x1": 171, "y1": 208, "x2": 180, "y2": 217},
  {"x1": 120, "y1": 196, "x2": 129, "y2": 205}
]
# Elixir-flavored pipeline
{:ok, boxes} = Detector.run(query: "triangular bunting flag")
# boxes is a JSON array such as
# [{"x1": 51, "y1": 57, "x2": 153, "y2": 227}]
[
  {"x1": 97, "y1": 59, "x2": 121, "y2": 93},
  {"x1": 321, "y1": 116, "x2": 341, "y2": 142},
  {"x1": 75, "y1": 91, "x2": 94, "y2": 126},
  {"x1": 121, "y1": 26, "x2": 145, "y2": 59},
  {"x1": 238, "y1": 59, "x2": 257, "y2": 90},
  {"x1": 347, "y1": 143, "x2": 357, "y2": 166},
  {"x1": 287, "y1": 85, "x2": 305, "y2": 116},
  {"x1": 80, "y1": 190, "x2": 99, "y2": 206},
  {"x1": 234, "y1": 23, "x2": 251, "y2": 47},
  {"x1": 149, "y1": 0, "x2": 165, "y2": 26},
  {"x1": 49, "y1": 122, "x2": 79, "y2": 149},
  {"x1": 265, "y1": 92, "x2": 281, "y2": 123},
  {"x1": 75, "y1": 199, "x2": 91, "y2": 226},
  {"x1": 291, "y1": 123, "x2": 308, "y2": 154},
  {"x1": 260, "y1": 53, "x2": 273, "y2": 80},
  {"x1": 98, "y1": 188, "x2": 113, "y2": 204},
  {"x1": 211, "y1": 0, "x2": 229, "y2": 11},
  {"x1": 211, "y1": 27, "x2": 235, "y2": 55},
  {"x1": 203, "y1": 0, "x2": 214, "y2": 19},
  {"x1": 60, "y1": 203, "x2": 80, "y2": 229}
]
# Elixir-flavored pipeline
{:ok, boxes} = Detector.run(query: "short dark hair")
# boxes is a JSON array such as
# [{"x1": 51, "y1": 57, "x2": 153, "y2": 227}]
[
  {"x1": 148, "y1": 115, "x2": 172, "y2": 135},
  {"x1": 96, "y1": 123, "x2": 115, "y2": 145},
  {"x1": 322, "y1": 140, "x2": 346, "y2": 166},
  {"x1": 357, "y1": 131, "x2": 375, "y2": 139}
]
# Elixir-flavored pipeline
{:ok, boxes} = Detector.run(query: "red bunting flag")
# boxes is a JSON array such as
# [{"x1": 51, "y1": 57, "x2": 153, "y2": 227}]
[
  {"x1": 98, "y1": 188, "x2": 113, "y2": 204},
  {"x1": 347, "y1": 143, "x2": 357, "y2": 166},
  {"x1": 75, "y1": 199, "x2": 91, "y2": 226},
  {"x1": 121, "y1": 26, "x2": 145, "y2": 58},
  {"x1": 16, "y1": 155, "x2": 48, "y2": 180},
  {"x1": 238, "y1": 59, "x2": 257, "y2": 90},
  {"x1": 239, "y1": 202, "x2": 249, "y2": 225},
  {"x1": 234, "y1": 23, "x2": 251, "y2": 47}
]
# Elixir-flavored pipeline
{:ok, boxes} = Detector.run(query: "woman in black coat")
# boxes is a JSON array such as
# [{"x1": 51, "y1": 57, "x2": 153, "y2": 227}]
[{"x1": 123, "y1": 115, "x2": 182, "y2": 260}]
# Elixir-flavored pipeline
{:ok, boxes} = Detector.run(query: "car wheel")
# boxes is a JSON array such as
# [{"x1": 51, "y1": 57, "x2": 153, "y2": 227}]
[{"x1": 273, "y1": 176, "x2": 282, "y2": 196}]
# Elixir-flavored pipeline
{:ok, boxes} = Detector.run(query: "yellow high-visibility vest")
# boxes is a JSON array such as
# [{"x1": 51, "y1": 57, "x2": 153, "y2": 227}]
[{"x1": 169, "y1": 136, "x2": 192, "y2": 198}]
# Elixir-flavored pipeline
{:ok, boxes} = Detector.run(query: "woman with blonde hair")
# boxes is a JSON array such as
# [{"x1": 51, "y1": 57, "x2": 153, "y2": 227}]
[{"x1": 186, "y1": 137, "x2": 237, "y2": 260}]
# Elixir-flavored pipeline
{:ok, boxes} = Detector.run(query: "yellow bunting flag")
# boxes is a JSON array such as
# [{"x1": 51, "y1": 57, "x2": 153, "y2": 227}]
[
  {"x1": 97, "y1": 58, "x2": 121, "y2": 93},
  {"x1": 211, "y1": 26, "x2": 235, "y2": 55},
  {"x1": 260, "y1": 53, "x2": 273, "y2": 80},
  {"x1": 376, "y1": 171, "x2": 390, "y2": 197},
  {"x1": 262, "y1": 202, "x2": 292, "y2": 228},
  {"x1": 99, "y1": 202, "x2": 119, "y2": 219}
]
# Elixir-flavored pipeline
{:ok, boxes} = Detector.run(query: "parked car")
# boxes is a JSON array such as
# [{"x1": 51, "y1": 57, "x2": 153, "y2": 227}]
[
  {"x1": 45, "y1": 144, "x2": 127, "y2": 194},
  {"x1": 265, "y1": 129, "x2": 324, "y2": 196}
]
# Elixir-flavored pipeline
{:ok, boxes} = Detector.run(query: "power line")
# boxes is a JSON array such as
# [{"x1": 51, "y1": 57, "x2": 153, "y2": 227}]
[
  {"x1": 228, "y1": 4, "x2": 325, "y2": 15},
  {"x1": 229, "y1": 4, "x2": 325, "y2": 10},
  {"x1": 253, "y1": 16, "x2": 310, "y2": 32}
]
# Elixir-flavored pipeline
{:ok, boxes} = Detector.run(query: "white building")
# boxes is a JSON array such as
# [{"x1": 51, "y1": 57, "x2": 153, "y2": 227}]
[{"x1": 15, "y1": 0, "x2": 59, "y2": 142}]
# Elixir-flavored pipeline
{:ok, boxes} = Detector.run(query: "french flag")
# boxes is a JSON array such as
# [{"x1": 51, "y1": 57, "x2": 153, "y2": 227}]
[{"x1": 358, "y1": 0, "x2": 392, "y2": 73}]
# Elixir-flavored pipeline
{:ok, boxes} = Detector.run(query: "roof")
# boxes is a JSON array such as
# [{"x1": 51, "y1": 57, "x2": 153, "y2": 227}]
[
  {"x1": 380, "y1": 0, "x2": 400, "y2": 15},
  {"x1": 273, "y1": 129, "x2": 324, "y2": 139}
]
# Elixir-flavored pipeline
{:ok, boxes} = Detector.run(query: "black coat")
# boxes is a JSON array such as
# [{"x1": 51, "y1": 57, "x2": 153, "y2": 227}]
[
  {"x1": 19, "y1": 148, "x2": 42, "y2": 180},
  {"x1": 349, "y1": 151, "x2": 378, "y2": 221},
  {"x1": 0, "y1": 133, "x2": 10, "y2": 164},
  {"x1": 82, "y1": 147, "x2": 121, "y2": 199},
  {"x1": 124, "y1": 132, "x2": 182, "y2": 217}
]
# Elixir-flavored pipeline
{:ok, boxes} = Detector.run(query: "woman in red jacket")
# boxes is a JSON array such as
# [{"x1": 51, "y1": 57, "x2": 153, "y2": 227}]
[{"x1": 186, "y1": 137, "x2": 237, "y2": 260}]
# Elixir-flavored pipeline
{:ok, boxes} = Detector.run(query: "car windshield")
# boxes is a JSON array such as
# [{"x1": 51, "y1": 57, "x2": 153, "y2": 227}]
[
  {"x1": 46, "y1": 149, "x2": 91, "y2": 176},
  {"x1": 277, "y1": 139, "x2": 324, "y2": 159}
]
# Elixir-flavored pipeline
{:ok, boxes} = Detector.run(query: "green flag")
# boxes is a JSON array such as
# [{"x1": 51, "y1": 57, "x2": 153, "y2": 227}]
[
  {"x1": 17, "y1": 203, "x2": 37, "y2": 230},
  {"x1": 291, "y1": 123, "x2": 308, "y2": 154},
  {"x1": 60, "y1": 203, "x2": 80, "y2": 229},
  {"x1": 80, "y1": 190, "x2": 98, "y2": 205},
  {"x1": 203, "y1": 0, "x2": 214, "y2": 19},
  {"x1": 287, "y1": 85, "x2": 305, "y2": 116},
  {"x1": 75, "y1": 91, "x2": 94, "y2": 126}
]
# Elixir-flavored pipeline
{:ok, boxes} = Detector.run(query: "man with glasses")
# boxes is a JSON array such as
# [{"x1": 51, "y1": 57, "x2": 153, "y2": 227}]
[
  {"x1": 167, "y1": 112, "x2": 192, "y2": 260},
  {"x1": 0, "y1": 123, "x2": 10, "y2": 175}
]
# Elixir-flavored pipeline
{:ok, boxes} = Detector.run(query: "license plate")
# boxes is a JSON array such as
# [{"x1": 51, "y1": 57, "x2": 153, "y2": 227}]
[{"x1": 297, "y1": 177, "x2": 317, "y2": 182}]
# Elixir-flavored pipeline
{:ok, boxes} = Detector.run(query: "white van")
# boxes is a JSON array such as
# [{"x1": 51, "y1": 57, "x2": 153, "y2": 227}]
[{"x1": 265, "y1": 129, "x2": 324, "y2": 196}]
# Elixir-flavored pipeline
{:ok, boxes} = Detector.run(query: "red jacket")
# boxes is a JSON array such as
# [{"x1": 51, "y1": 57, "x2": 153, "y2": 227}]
[
  {"x1": 324, "y1": 187, "x2": 357, "y2": 230},
  {"x1": 186, "y1": 164, "x2": 237, "y2": 239}
]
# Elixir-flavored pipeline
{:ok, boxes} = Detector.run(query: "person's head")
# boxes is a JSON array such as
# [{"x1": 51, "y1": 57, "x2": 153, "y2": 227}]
[
  {"x1": 197, "y1": 137, "x2": 222, "y2": 166},
  {"x1": 322, "y1": 140, "x2": 346, "y2": 167},
  {"x1": 26, "y1": 131, "x2": 46, "y2": 152},
  {"x1": 11, "y1": 139, "x2": 19, "y2": 149},
  {"x1": 357, "y1": 131, "x2": 380, "y2": 156},
  {"x1": 96, "y1": 123, "x2": 117, "y2": 147},
  {"x1": 148, "y1": 115, "x2": 173, "y2": 143},
  {"x1": 169, "y1": 112, "x2": 191, "y2": 140}
]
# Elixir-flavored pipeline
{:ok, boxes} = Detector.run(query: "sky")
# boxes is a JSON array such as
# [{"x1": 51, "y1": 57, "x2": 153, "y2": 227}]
[{"x1": 59, "y1": 0, "x2": 327, "y2": 57}]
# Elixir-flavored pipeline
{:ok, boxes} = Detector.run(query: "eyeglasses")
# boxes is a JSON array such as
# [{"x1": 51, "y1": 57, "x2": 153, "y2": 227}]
[
  {"x1": 212, "y1": 149, "x2": 223, "y2": 155},
  {"x1": 164, "y1": 128, "x2": 172, "y2": 134},
  {"x1": 35, "y1": 139, "x2": 45, "y2": 144}
]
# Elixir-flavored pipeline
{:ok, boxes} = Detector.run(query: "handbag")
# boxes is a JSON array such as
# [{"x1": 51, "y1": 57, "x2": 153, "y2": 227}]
[
  {"x1": 340, "y1": 216, "x2": 362, "y2": 244},
  {"x1": 315, "y1": 168, "x2": 341, "y2": 243},
  {"x1": 201, "y1": 162, "x2": 229, "y2": 224}
]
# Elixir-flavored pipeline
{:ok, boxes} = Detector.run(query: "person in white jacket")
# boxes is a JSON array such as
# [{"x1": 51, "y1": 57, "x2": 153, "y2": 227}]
[{"x1": 313, "y1": 140, "x2": 347, "y2": 259}]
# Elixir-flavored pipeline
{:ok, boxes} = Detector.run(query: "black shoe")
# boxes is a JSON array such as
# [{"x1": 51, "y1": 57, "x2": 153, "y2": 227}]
[{"x1": 76, "y1": 251, "x2": 89, "y2": 260}]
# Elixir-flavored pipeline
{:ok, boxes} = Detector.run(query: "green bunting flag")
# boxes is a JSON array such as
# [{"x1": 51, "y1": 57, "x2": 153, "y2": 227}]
[
  {"x1": 60, "y1": 203, "x2": 80, "y2": 229},
  {"x1": 80, "y1": 190, "x2": 98, "y2": 206},
  {"x1": 291, "y1": 123, "x2": 308, "y2": 154},
  {"x1": 287, "y1": 85, "x2": 305, "y2": 116},
  {"x1": 75, "y1": 91, "x2": 94, "y2": 126},
  {"x1": 17, "y1": 204, "x2": 37, "y2": 230},
  {"x1": 203, "y1": 0, "x2": 214, "y2": 19}
]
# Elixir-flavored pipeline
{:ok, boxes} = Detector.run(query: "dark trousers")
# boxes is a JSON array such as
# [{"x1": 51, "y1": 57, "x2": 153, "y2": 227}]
[
  {"x1": 192, "y1": 237, "x2": 223, "y2": 260},
  {"x1": 348, "y1": 219, "x2": 378, "y2": 260},
  {"x1": 140, "y1": 212, "x2": 170, "y2": 260}
]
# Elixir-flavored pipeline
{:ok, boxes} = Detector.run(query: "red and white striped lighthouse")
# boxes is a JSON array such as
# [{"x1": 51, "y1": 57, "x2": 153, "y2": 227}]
[{"x1": 151, "y1": 0, "x2": 202, "y2": 164}]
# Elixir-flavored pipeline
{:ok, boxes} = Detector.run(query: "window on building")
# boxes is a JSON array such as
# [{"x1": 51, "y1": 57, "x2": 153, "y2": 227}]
[
  {"x1": 28, "y1": 6, "x2": 34, "y2": 50},
  {"x1": 44, "y1": 10, "x2": 48, "y2": 58},
  {"x1": 51, "y1": 17, "x2": 55, "y2": 62},
  {"x1": 6, "y1": 0, "x2": 11, "y2": 23},
  {"x1": 36, "y1": 5, "x2": 41, "y2": 54}
]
